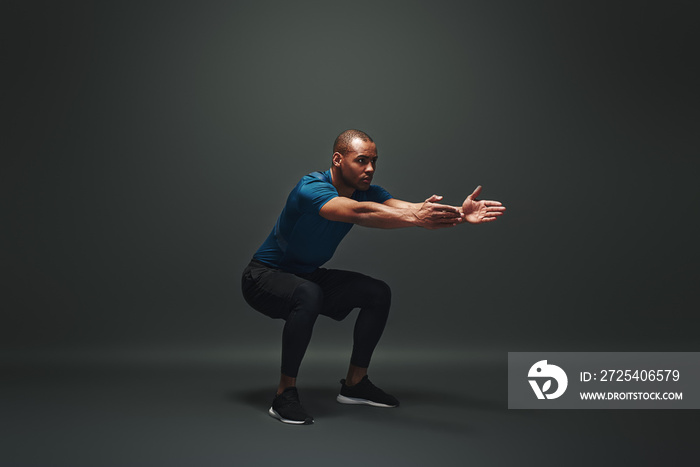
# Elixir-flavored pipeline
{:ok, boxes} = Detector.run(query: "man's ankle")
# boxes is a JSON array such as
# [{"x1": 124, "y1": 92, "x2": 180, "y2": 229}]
[
  {"x1": 345, "y1": 365, "x2": 368, "y2": 386},
  {"x1": 278, "y1": 374, "x2": 297, "y2": 395}
]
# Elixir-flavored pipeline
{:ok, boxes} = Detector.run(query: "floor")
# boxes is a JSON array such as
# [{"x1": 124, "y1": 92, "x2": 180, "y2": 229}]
[{"x1": 1, "y1": 346, "x2": 696, "y2": 467}]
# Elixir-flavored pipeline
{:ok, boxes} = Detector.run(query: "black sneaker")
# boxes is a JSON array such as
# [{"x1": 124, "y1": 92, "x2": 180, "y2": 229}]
[
  {"x1": 336, "y1": 375, "x2": 399, "y2": 407},
  {"x1": 268, "y1": 387, "x2": 314, "y2": 425}
]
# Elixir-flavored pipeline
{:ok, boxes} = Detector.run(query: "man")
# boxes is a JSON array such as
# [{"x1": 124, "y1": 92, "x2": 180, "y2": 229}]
[{"x1": 242, "y1": 129, "x2": 505, "y2": 425}]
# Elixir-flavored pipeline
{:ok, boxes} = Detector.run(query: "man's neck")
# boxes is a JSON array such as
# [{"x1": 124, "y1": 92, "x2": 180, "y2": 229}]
[{"x1": 329, "y1": 167, "x2": 355, "y2": 198}]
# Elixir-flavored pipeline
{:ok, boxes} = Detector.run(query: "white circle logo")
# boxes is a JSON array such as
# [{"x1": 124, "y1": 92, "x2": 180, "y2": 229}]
[{"x1": 528, "y1": 360, "x2": 568, "y2": 400}]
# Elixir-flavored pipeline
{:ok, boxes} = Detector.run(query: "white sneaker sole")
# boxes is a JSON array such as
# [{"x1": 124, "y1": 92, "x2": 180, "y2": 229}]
[
  {"x1": 336, "y1": 394, "x2": 397, "y2": 408},
  {"x1": 268, "y1": 407, "x2": 313, "y2": 425}
]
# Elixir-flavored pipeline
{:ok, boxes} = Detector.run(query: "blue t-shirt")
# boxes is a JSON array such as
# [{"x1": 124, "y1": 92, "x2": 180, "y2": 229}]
[{"x1": 253, "y1": 169, "x2": 393, "y2": 273}]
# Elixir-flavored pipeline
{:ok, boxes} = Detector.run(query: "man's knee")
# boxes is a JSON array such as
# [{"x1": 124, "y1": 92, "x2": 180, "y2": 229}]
[
  {"x1": 365, "y1": 278, "x2": 391, "y2": 308},
  {"x1": 291, "y1": 281, "x2": 324, "y2": 313}
]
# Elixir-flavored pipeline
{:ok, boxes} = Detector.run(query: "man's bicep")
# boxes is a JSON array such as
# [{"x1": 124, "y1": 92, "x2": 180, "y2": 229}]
[{"x1": 319, "y1": 197, "x2": 360, "y2": 223}]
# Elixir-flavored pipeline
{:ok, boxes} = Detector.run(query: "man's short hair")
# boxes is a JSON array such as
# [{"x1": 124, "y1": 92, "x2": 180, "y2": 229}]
[{"x1": 333, "y1": 129, "x2": 374, "y2": 155}]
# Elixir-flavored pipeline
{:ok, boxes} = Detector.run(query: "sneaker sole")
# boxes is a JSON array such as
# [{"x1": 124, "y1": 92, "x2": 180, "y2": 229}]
[
  {"x1": 268, "y1": 407, "x2": 313, "y2": 425},
  {"x1": 336, "y1": 394, "x2": 398, "y2": 408}
]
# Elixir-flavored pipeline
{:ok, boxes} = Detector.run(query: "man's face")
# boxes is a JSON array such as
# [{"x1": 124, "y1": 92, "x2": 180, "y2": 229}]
[{"x1": 336, "y1": 138, "x2": 378, "y2": 191}]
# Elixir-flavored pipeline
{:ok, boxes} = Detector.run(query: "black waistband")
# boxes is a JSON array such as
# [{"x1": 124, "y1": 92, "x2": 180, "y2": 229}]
[{"x1": 248, "y1": 258, "x2": 278, "y2": 270}]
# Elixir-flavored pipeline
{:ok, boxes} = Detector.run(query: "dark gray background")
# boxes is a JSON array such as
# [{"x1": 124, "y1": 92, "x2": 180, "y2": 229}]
[{"x1": 3, "y1": 1, "x2": 699, "y2": 466}]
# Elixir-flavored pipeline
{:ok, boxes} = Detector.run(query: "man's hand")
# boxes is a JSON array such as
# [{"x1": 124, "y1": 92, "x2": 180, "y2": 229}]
[
  {"x1": 460, "y1": 186, "x2": 506, "y2": 224},
  {"x1": 414, "y1": 195, "x2": 463, "y2": 229}
]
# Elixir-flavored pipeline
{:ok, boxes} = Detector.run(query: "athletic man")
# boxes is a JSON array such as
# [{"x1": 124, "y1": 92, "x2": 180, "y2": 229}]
[{"x1": 242, "y1": 129, "x2": 505, "y2": 424}]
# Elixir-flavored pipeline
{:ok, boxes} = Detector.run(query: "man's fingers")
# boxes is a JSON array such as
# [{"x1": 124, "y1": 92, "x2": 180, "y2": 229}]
[
  {"x1": 468, "y1": 185, "x2": 482, "y2": 200},
  {"x1": 424, "y1": 214, "x2": 460, "y2": 223},
  {"x1": 486, "y1": 205, "x2": 506, "y2": 212},
  {"x1": 484, "y1": 200, "x2": 503, "y2": 206},
  {"x1": 434, "y1": 211, "x2": 462, "y2": 219},
  {"x1": 429, "y1": 203, "x2": 461, "y2": 213},
  {"x1": 435, "y1": 216, "x2": 462, "y2": 223}
]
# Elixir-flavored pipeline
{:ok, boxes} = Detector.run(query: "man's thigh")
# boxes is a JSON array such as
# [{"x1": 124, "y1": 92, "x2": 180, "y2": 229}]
[
  {"x1": 305, "y1": 268, "x2": 388, "y2": 321},
  {"x1": 242, "y1": 260, "x2": 309, "y2": 320}
]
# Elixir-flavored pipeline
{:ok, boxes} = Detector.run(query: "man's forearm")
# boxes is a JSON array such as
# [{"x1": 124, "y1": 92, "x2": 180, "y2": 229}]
[
  {"x1": 351, "y1": 201, "x2": 419, "y2": 229},
  {"x1": 319, "y1": 196, "x2": 462, "y2": 229}
]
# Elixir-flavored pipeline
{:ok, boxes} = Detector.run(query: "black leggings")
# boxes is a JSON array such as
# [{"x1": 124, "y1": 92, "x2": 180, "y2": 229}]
[{"x1": 242, "y1": 260, "x2": 391, "y2": 378}]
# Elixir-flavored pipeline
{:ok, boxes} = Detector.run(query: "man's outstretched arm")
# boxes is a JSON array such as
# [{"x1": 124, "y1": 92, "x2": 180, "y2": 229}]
[
  {"x1": 319, "y1": 195, "x2": 463, "y2": 229},
  {"x1": 384, "y1": 185, "x2": 506, "y2": 224},
  {"x1": 384, "y1": 187, "x2": 506, "y2": 225}
]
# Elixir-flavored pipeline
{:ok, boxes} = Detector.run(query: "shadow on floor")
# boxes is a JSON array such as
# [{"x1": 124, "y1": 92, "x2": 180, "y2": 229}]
[{"x1": 228, "y1": 384, "x2": 502, "y2": 435}]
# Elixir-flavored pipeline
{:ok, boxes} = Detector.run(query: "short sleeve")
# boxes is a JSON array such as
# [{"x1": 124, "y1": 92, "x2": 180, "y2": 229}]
[{"x1": 297, "y1": 178, "x2": 338, "y2": 213}]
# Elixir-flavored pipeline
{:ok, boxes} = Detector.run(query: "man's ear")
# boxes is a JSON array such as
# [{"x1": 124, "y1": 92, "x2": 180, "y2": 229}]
[{"x1": 332, "y1": 152, "x2": 342, "y2": 167}]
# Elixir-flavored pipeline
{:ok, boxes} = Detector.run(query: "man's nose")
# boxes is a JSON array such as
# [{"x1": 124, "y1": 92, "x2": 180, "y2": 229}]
[{"x1": 365, "y1": 163, "x2": 375, "y2": 173}]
